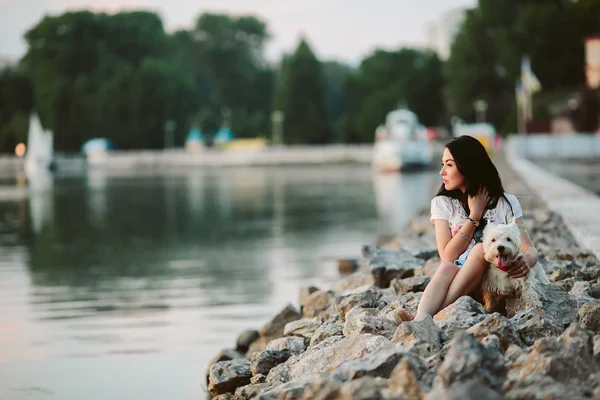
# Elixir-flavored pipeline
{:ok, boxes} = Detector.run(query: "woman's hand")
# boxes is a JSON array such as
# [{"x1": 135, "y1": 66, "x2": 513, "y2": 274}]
[
  {"x1": 468, "y1": 187, "x2": 489, "y2": 220},
  {"x1": 508, "y1": 254, "x2": 529, "y2": 279}
]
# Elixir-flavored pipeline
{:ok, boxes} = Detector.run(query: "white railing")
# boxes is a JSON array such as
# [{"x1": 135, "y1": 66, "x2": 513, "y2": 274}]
[{"x1": 506, "y1": 133, "x2": 600, "y2": 159}]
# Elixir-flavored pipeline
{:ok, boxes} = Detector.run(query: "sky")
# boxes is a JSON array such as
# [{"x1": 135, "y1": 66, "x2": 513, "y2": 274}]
[{"x1": 0, "y1": 0, "x2": 476, "y2": 65}]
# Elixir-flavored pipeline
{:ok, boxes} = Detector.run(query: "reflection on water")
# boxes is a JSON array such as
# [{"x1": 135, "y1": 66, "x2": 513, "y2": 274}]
[{"x1": 0, "y1": 165, "x2": 438, "y2": 399}]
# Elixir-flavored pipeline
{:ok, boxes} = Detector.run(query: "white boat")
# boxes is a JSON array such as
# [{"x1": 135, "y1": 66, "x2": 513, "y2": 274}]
[
  {"x1": 372, "y1": 109, "x2": 433, "y2": 172},
  {"x1": 82, "y1": 138, "x2": 113, "y2": 166},
  {"x1": 24, "y1": 113, "x2": 55, "y2": 179}
]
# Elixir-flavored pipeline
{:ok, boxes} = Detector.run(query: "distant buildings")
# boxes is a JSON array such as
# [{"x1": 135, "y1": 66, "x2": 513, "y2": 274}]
[
  {"x1": 0, "y1": 57, "x2": 15, "y2": 70},
  {"x1": 426, "y1": 8, "x2": 467, "y2": 61}
]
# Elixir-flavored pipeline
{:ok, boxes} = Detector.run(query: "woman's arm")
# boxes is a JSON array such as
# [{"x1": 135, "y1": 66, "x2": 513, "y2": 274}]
[
  {"x1": 434, "y1": 219, "x2": 478, "y2": 262},
  {"x1": 508, "y1": 217, "x2": 539, "y2": 278}
]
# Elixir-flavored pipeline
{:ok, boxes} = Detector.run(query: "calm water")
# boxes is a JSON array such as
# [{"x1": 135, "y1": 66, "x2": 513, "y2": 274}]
[{"x1": 0, "y1": 165, "x2": 438, "y2": 400}]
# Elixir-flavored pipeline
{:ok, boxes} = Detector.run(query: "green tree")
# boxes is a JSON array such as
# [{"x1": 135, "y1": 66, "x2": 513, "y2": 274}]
[
  {"x1": 0, "y1": 67, "x2": 34, "y2": 152},
  {"x1": 342, "y1": 48, "x2": 445, "y2": 143},
  {"x1": 278, "y1": 39, "x2": 332, "y2": 144},
  {"x1": 188, "y1": 13, "x2": 274, "y2": 137},
  {"x1": 322, "y1": 61, "x2": 353, "y2": 142},
  {"x1": 445, "y1": 0, "x2": 591, "y2": 133},
  {"x1": 21, "y1": 11, "x2": 195, "y2": 151}
]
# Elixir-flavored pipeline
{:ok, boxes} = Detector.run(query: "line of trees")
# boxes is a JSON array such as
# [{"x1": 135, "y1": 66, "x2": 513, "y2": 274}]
[{"x1": 0, "y1": 0, "x2": 598, "y2": 153}]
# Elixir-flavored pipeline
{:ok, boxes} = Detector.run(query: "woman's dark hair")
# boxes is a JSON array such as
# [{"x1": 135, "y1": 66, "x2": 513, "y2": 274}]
[{"x1": 437, "y1": 135, "x2": 511, "y2": 216}]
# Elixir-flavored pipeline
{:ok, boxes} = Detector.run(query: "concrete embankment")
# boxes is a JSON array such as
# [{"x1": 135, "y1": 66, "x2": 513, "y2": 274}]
[
  {"x1": 506, "y1": 150, "x2": 600, "y2": 263},
  {"x1": 202, "y1": 151, "x2": 600, "y2": 399},
  {"x1": 96, "y1": 146, "x2": 375, "y2": 169},
  {"x1": 0, "y1": 142, "x2": 450, "y2": 175}
]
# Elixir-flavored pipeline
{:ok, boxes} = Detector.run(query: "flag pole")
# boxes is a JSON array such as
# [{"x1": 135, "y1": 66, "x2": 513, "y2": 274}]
[{"x1": 516, "y1": 82, "x2": 524, "y2": 134}]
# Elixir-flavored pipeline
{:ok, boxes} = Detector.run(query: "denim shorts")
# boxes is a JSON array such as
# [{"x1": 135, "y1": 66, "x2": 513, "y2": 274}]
[{"x1": 454, "y1": 249, "x2": 471, "y2": 268}]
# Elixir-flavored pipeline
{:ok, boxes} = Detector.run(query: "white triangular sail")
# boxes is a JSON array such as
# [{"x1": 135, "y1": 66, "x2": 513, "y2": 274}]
[{"x1": 25, "y1": 113, "x2": 54, "y2": 178}]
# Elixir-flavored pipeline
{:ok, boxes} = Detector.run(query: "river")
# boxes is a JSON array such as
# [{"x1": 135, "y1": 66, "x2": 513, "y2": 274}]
[{"x1": 0, "y1": 165, "x2": 439, "y2": 399}]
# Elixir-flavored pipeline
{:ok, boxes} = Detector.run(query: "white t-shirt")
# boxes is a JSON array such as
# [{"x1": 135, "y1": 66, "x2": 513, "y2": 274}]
[{"x1": 430, "y1": 193, "x2": 523, "y2": 247}]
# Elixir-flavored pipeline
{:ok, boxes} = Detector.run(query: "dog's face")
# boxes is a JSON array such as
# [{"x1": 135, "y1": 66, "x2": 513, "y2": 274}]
[{"x1": 482, "y1": 218, "x2": 520, "y2": 272}]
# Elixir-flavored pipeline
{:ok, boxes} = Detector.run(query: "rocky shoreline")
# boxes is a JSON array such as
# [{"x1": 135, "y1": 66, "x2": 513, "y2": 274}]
[{"x1": 204, "y1": 158, "x2": 600, "y2": 400}]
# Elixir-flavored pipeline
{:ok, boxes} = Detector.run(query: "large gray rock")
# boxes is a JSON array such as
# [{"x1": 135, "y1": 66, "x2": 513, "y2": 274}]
[
  {"x1": 251, "y1": 350, "x2": 293, "y2": 376},
  {"x1": 361, "y1": 245, "x2": 422, "y2": 288},
  {"x1": 466, "y1": 313, "x2": 525, "y2": 351},
  {"x1": 205, "y1": 348, "x2": 245, "y2": 385},
  {"x1": 577, "y1": 302, "x2": 600, "y2": 333},
  {"x1": 259, "y1": 303, "x2": 302, "y2": 339},
  {"x1": 570, "y1": 281, "x2": 598, "y2": 306},
  {"x1": 283, "y1": 318, "x2": 321, "y2": 339},
  {"x1": 236, "y1": 329, "x2": 259, "y2": 354},
  {"x1": 335, "y1": 285, "x2": 381, "y2": 321},
  {"x1": 301, "y1": 376, "x2": 342, "y2": 400},
  {"x1": 392, "y1": 275, "x2": 431, "y2": 295},
  {"x1": 386, "y1": 357, "x2": 428, "y2": 400},
  {"x1": 510, "y1": 307, "x2": 564, "y2": 346},
  {"x1": 298, "y1": 285, "x2": 320, "y2": 309},
  {"x1": 505, "y1": 283, "x2": 578, "y2": 326},
  {"x1": 309, "y1": 315, "x2": 344, "y2": 347},
  {"x1": 248, "y1": 304, "x2": 302, "y2": 355},
  {"x1": 234, "y1": 382, "x2": 279, "y2": 399},
  {"x1": 433, "y1": 296, "x2": 487, "y2": 342},
  {"x1": 332, "y1": 343, "x2": 427, "y2": 381},
  {"x1": 266, "y1": 336, "x2": 308, "y2": 355},
  {"x1": 343, "y1": 307, "x2": 398, "y2": 339},
  {"x1": 504, "y1": 323, "x2": 599, "y2": 399},
  {"x1": 335, "y1": 376, "x2": 388, "y2": 400},
  {"x1": 330, "y1": 271, "x2": 375, "y2": 295},
  {"x1": 430, "y1": 331, "x2": 506, "y2": 394},
  {"x1": 287, "y1": 334, "x2": 393, "y2": 380},
  {"x1": 392, "y1": 314, "x2": 441, "y2": 357},
  {"x1": 301, "y1": 290, "x2": 336, "y2": 320},
  {"x1": 425, "y1": 378, "x2": 503, "y2": 400},
  {"x1": 208, "y1": 359, "x2": 253, "y2": 396},
  {"x1": 257, "y1": 377, "x2": 315, "y2": 399},
  {"x1": 378, "y1": 292, "x2": 422, "y2": 323}
]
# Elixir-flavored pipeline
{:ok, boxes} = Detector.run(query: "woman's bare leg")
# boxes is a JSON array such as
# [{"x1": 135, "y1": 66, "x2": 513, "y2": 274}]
[
  {"x1": 440, "y1": 244, "x2": 487, "y2": 309},
  {"x1": 413, "y1": 261, "x2": 460, "y2": 319}
]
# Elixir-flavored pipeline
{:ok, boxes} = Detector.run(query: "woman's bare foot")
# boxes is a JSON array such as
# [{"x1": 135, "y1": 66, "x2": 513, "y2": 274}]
[{"x1": 394, "y1": 307, "x2": 415, "y2": 323}]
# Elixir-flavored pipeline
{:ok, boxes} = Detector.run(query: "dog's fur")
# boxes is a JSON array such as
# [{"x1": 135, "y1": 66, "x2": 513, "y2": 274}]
[{"x1": 480, "y1": 217, "x2": 549, "y2": 313}]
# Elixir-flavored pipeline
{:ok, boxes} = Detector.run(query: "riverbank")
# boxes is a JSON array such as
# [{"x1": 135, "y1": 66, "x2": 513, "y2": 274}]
[
  {"x1": 204, "y1": 152, "x2": 600, "y2": 399},
  {"x1": 0, "y1": 146, "x2": 375, "y2": 178},
  {"x1": 0, "y1": 142, "x2": 449, "y2": 178}
]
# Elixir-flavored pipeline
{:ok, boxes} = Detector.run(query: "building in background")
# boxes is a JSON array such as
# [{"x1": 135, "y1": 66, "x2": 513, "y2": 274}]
[
  {"x1": 0, "y1": 57, "x2": 14, "y2": 70},
  {"x1": 426, "y1": 8, "x2": 467, "y2": 60}
]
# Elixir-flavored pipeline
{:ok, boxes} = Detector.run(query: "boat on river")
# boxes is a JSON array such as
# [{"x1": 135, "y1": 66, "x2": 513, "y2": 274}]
[{"x1": 372, "y1": 109, "x2": 433, "y2": 172}]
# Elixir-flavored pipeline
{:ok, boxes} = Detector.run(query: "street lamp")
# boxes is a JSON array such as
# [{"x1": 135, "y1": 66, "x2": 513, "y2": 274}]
[
  {"x1": 221, "y1": 106, "x2": 232, "y2": 129},
  {"x1": 474, "y1": 100, "x2": 488, "y2": 123},
  {"x1": 164, "y1": 120, "x2": 176, "y2": 149},
  {"x1": 271, "y1": 110, "x2": 284, "y2": 145}
]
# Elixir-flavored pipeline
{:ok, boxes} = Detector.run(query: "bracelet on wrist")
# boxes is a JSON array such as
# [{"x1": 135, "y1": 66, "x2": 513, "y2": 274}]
[
  {"x1": 466, "y1": 217, "x2": 480, "y2": 227},
  {"x1": 457, "y1": 231, "x2": 471, "y2": 241}
]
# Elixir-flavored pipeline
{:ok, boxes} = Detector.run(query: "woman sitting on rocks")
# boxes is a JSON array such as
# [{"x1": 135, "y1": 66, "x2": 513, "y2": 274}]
[{"x1": 398, "y1": 135, "x2": 539, "y2": 321}]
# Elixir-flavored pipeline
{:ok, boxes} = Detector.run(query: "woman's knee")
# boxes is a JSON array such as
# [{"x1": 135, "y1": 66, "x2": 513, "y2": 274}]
[
  {"x1": 436, "y1": 261, "x2": 459, "y2": 277},
  {"x1": 471, "y1": 243, "x2": 484, "y2": 257},
  {"x1": 465, "y1": 244, "x2": 488, "y2": 271}
]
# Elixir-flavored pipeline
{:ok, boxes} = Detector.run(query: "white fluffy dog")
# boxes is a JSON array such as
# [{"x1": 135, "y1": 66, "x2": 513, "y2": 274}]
[{"x1": 480, "y1": 217, "x2": 549, "y2": 313}]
